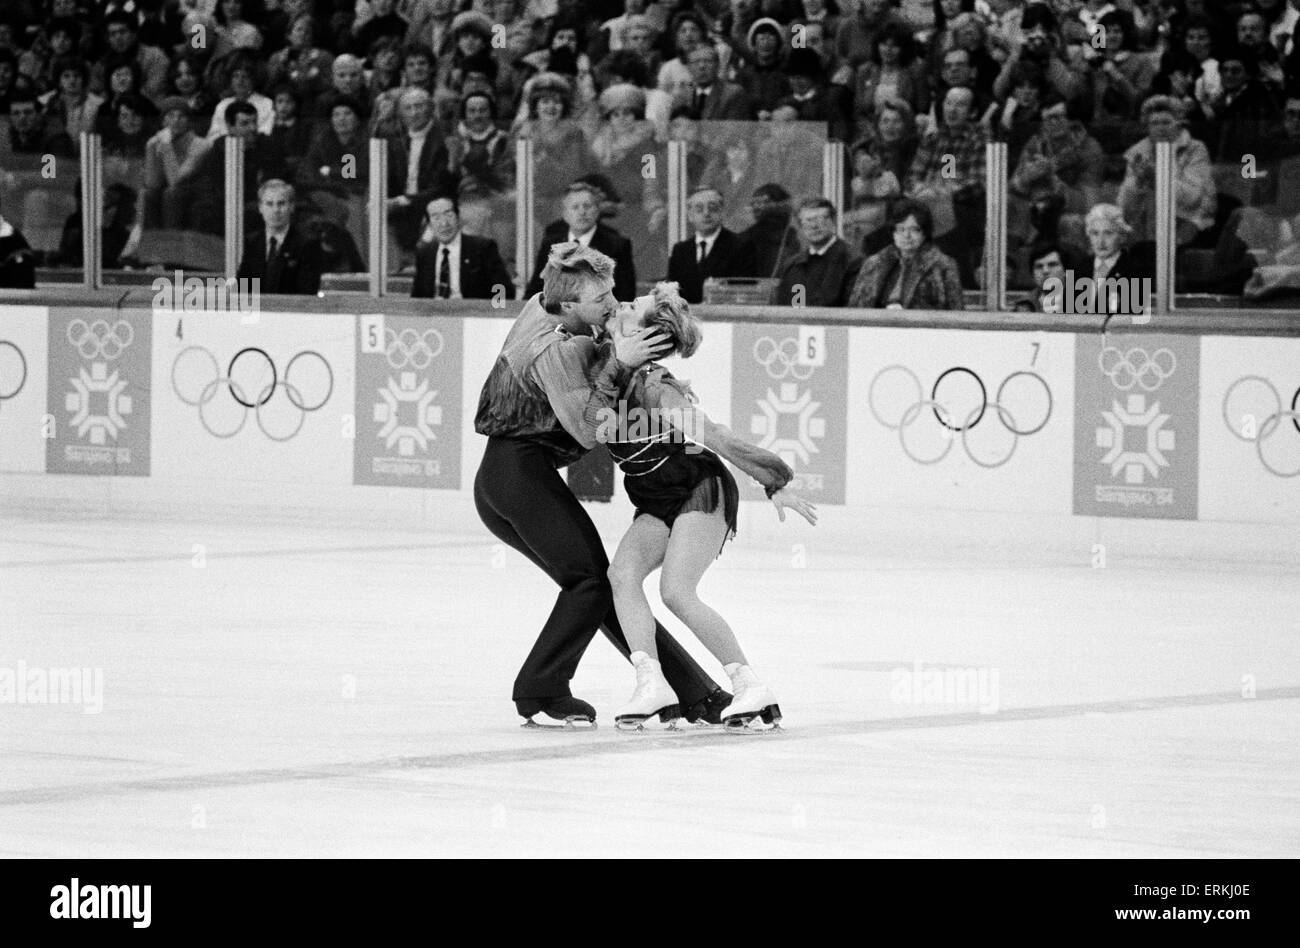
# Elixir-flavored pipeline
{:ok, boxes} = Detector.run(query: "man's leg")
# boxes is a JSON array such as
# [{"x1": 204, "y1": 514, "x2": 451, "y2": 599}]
[
  {"x1": 475, "y1": 438, "x2": 719, "y2": 707},
  {"x1": 476, "y1": 439, "x2": 620, "y2": 700}
]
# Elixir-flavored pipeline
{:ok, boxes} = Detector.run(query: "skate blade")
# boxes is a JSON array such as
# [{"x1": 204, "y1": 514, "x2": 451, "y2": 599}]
[
  {"x1": 723, "y1": 704, "x2": 783, "y2": 734},
  {"x1": 521, "y1": 715, "x2": 597, "y2": 732},
  {"x1": 614, "y1": 704, "x2": 683, "y2": 733}
]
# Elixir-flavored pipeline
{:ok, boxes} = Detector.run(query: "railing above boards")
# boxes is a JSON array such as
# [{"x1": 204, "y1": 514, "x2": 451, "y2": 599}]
[{"x1": 2, "y1": 286, "x2": 1298, "y2": 337}]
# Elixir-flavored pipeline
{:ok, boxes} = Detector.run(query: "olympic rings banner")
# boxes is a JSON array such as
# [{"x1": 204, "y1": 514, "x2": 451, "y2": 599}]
[
  {"x1": 849, "y1": 327, "x2": 1073, "y2": 513},
  {"x1": 0, "y1": 306, "x2": 46, "y2": 474},
  {"x1": 153, "y1": 310, "x2": 353, "y2": 490},
  {"x1": 353, "y1": 313, "x2": 462, "y2": 489},
  {"x1": 46, "y1": 308, "x2": 152, "y2": 476},
  {"x1": 1072, "y1": 333, "x2": 1201, "y2": 520},
  {"x1": 730, "y1": 323, "x2": 848, "y2": 504},
  {"x1": 1200, "y1": 336, "x2": 1300, "y2": 521},
  {"x1": 2, "y1": 302, "x2": 1295, "y2": 525}
]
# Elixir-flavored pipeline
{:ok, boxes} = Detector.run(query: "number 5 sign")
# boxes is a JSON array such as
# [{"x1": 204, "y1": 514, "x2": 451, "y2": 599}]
[
  {"x1": 796, "y1": 325, "x2": 826, "y2": 367},
  {"x1": 360, "y1": 314, "x2": 385, "y2": 354}
]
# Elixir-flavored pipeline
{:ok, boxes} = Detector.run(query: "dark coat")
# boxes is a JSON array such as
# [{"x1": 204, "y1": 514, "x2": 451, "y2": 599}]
[
  {"x1": 693, "y1": 81, "x2": 756, "y2": 121},
  {"x1": 525, "y1": 221, "x2": 637, "y2": 301},
  {"x1": 237, "y1": 223, "x2": 323, "y2": 295},
  {"x1": 0, "y1": 226, "x2": 36, "y2": 289},
  {"x1": 1077, "y1": 246, "x2": 1156, "y2": 315},
  {"x1": 384, "y1": 127, "x2": 458, "y2": 203},
  {"x1": 847, "y1": 242, "x2": 965, "y2": 311},
  {"x1": 412, "y1": 232, "x2": 514, "y2": 300},
  {"x1": 774, "y1": 237, "x2": 863, "y2": 307},
  {"x1": 665, "y1": 228, "x2": 755, "y2": 303}
]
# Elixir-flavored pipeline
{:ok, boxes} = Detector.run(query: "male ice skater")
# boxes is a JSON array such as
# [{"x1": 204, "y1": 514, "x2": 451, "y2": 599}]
[{"x1": 474, "y1": 242, "x2": 731, "y2": 728}]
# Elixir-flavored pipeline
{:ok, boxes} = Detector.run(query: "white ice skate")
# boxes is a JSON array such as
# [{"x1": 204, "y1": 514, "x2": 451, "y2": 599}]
[
  {"x1": 614, "y1": 652, "x2": 683, "y2": 732},
  {"x1": 721, "y1": 663, "x2": 782, "y2": 732}
]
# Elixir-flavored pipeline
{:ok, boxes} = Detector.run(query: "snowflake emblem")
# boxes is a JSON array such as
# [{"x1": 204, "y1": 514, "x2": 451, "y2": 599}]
[
  {"x1": 373, "y1": 372, "x2": 441, "y2": 456},
  {"x1": 1096, "y1": 393, "x2": 1175, "y2": 484},
  {"x1": 750, "y1": 382, "x2": 824, "y2": 467},
  {"x1": 65, "y1": 362, "x2": 132, "y2": 444}
]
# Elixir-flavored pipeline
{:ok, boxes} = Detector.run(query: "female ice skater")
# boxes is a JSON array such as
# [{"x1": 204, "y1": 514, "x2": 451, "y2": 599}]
[
  {"x1": 598, "y1": 283, "x2": 818, "y2": 731},
  {"x1": 474, "y1": 243, "x2": 732, "y2": 729}
]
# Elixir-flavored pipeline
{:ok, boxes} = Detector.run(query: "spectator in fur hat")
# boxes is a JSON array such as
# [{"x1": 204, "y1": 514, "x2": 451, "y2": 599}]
[
  {"x1": 734, "y1": 17, "x2": 791, "y2": 118},
  {"x1": 516, "y1": 72, "x2": 592, "y2": 207},
  {"x1": 780, "y1": 47, "x2": 854, "y2": 141}
]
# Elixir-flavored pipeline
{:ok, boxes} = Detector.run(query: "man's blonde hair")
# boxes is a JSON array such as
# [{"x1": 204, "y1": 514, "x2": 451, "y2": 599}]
[{"x1": 541, "y1": 241, "x2": 615, "y2": 308}]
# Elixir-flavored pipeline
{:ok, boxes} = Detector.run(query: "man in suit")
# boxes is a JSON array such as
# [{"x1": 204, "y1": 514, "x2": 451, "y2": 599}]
[
  {"x1": 686, "y1": 45, "x2": 754, "y2": 121},
  {"x1": 187, "y1": 101, "x2": 289, "y2": 235},
  {"x1": 236, "y1": 180, "x2": 323, "y2": 295},
  {"x1": 1079, "y1": 203, "x2": 1155, "y2": 317},
  {"x1": 525, "y1": 181, "x2": 637, "y2": 301},
  {"x1": 385, "y1": 87, "x2": 459, "y2": 257},
  {"x1": 665, "y1": 187, "x2": 754, "y2": 302},
  {"x1": 774, "y1": 197, "x2": 863, "y2": 307},
  {"x1": 412, "y1": 195, "x2": 513, "y2": 300}
]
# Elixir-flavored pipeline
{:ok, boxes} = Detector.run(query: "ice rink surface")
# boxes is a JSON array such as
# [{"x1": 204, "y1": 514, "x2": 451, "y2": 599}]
[{"x1": 1, "y1": 496, "x2": 1298, "y2": 858}]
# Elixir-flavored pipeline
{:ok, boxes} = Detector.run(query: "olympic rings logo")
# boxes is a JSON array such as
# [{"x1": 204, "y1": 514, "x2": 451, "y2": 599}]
[
  {"x1": 753, "y1": 336, "x2": 814, "y2": 381},
  {"x1": 67, "y1": 319, "x2": 135, "y2": 361},
  {"x1": 1222, "y1": 376, "x2": 1300, "y2": 478},
  {"x1": 386, "y1": 327, "x2": 444, "y2": 371},
  {"x1": 0, "y1": 340, "x2": 27, "y2": 403},
  {"x1": 171, "y1": 346, "x2": 334, "y2": 441},
  {"x1": 869, "y1": 364, "x2": 1054, "y2": 468},
  {"x1": 1098, "y1": 346, "x2": 1176, "y2": 392}
]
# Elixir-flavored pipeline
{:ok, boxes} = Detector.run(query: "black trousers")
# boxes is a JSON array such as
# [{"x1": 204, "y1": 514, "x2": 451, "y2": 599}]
[{"x1": 474, "y1": 436, "x2": 719, "y2": 706}]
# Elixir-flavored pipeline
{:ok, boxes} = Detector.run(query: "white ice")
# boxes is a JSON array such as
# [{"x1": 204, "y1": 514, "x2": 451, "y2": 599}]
[{"x1": 1, "y1": 496, "x2": 1297, "y2": 858}]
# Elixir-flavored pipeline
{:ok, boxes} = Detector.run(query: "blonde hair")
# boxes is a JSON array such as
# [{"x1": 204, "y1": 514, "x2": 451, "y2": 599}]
[
  {"x1": 540, "y1": 241, "x2": 615, "y2": 308},
  {"x1": 646, "y1": 281, "x2": 702, "y2": 358},
  {"x1": 1085, "y1": 203, "x2": 1132, "y2": 235}
]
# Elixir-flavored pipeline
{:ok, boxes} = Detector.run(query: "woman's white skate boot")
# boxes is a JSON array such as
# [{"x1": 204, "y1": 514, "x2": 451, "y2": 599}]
[
  {"x1": 615, "y1": 652, "x2": 683, "y2": 731},
  {"x1": 721, "y1": 663, "x2": 782, "y2": 732}
]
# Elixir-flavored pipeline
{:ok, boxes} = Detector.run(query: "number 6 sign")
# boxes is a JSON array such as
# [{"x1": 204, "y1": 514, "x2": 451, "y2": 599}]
[{"x1": 796, "y1": 326, "x2": 826, "y2": 367}]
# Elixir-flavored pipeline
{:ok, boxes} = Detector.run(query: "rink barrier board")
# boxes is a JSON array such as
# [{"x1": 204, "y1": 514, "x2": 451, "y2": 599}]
[{"x1": 0, "y1": 296, "x2": 1297, "y2": 525}]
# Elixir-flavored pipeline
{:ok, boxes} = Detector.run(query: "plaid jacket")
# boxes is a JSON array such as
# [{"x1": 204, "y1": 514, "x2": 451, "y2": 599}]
[{"x1": 905, "y1": 123, "x2": 986, "y2": 194}]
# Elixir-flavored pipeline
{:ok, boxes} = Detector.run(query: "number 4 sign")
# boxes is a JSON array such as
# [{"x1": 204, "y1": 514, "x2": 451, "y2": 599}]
[
  {"x1": 796, "y1": 325, "x2": 826, "y2": 367},
  {"x1": 360, "y1": 314, "x2": 385, "y2": 354}
]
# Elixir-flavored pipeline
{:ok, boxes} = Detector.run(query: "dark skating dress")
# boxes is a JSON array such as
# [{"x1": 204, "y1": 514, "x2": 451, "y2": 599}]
[{"x1": 604, "y1": 363, "x2": 793, "y2": 554}]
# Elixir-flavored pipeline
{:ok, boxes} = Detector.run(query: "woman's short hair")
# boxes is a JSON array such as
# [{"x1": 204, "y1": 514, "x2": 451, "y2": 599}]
[
  {"x1": 873, "y1": 22, "x2": 915, "y2": 66},
  {"x1": 526, "y1": 72, "x2": 573, "y2": 118},
  {"x1": 646, "y1": 282, "x2": 702, "y2": 358},
  {"x1": 1085, "y1": 202, "x2": 1132, "y2": 235},
  {"x1": 1140, "y1": 94, "x2": 1182, "y2": 124},
  {"x1": 888, "y1": 198, "x2": 933, "y2": 240},
  {"x1": 460, "y1": 89, "x2": 497, "y2": 119},
  {"x1": 876, "y1": 97, "x2": 916, "y2": 133},
  {"x1": 52, "y1": 54, "x2": 89, "y2": 83},
  {"x1": 605, "y1": 49, "x2": 650, "y2": 88}
]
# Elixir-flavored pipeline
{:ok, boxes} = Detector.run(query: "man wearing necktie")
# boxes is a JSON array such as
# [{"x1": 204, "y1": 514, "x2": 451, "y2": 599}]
[
  {"x1": 685, "y1": 46, "x2": 754, "y2": 121},
  {"x1": 666, "y1": 187, "x2": 754, "y2": 302},
  {"x1": 237, "y1": 180, "x2": 323, "y2": 295},
  {"x1": 1081, "y1": 203, "x2": 1153, "y2": 316},
  {"x1": 412, "y1": 195, "x2": 513, "y2": 300}
]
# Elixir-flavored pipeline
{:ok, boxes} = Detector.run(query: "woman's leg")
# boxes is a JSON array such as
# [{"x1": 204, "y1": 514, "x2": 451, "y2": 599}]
[
  {"x1": 607, "y1": 515, "x2": 670, "y2": 659},
  {"x1": 659, "y1": 506, "x2": 747, "y2": 668}
]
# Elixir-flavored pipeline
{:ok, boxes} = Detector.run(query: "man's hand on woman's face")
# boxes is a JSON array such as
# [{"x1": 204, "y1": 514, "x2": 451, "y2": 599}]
[{"x1": 613, "y1": 327, "x2": 672, "y2": 368}]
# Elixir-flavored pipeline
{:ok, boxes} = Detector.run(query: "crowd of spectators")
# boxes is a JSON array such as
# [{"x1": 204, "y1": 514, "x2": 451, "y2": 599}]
[{"x1": 1, "y1": 0, "x2": 1299, "y2": 307}]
